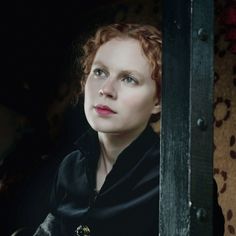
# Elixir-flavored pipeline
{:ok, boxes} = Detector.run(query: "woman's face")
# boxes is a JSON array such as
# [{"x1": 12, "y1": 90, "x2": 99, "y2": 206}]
[{"x1": 84, "y1": 37, "x2": 160, "y2": 136}]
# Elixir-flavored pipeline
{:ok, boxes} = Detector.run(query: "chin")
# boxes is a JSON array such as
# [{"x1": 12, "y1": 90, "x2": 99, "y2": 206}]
[
  {"x1": 91, "y1": 125, "x2": 119, "y2": 134},
  {"x1": 88, "y1": 121, "x2": 121, "y2": 134}
]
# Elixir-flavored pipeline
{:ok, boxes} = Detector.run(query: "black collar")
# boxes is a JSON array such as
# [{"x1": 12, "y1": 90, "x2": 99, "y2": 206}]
[
  {"x1": 75, "y1": 125, "x2": 159, "y2": 162},
  {"x1": 74, "y1": 125, "x2": 160, "y2": 192}
]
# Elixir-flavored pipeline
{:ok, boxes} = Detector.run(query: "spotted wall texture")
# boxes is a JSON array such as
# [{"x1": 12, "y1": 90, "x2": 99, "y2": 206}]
[{"x1": 214, "y1": 0, "x2": 236, "y2": 234}]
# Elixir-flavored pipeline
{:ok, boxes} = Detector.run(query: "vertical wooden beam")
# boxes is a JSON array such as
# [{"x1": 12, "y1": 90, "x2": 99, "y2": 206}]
[
  {"x1": 160, "y1": 0, "x2": 214, "y2": 235},
  {"x1": 160, "y1": 0, "x2": 191, "y2": 235},
  {"x1": 190, "y1": 0, "x2": 214, "y2": 235}
]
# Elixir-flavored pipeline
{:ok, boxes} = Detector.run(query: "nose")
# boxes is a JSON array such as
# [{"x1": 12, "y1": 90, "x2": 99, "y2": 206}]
[{"x1": 99, "y1": 78, "x2": 117, "y2": 99}]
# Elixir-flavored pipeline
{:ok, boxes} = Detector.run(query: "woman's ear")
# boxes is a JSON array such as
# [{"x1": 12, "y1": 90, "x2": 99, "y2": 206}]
[{"x1": 152, "y1": 102, "x2": 161, "y2": 115}]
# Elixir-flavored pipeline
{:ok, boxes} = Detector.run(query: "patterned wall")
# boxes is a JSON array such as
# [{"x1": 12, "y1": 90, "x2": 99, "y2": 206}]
[{"x1": 214, "y1": 0, "x2": 236, "y2": 235}]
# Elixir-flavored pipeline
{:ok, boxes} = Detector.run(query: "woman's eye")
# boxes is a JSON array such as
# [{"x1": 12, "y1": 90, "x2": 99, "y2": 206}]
[
  {"x1": 122, "y1": 76, "x2": 138, "y2": 85},
  {"x1": 93, "y1": 68, "x2": 106, "y2": 78}
]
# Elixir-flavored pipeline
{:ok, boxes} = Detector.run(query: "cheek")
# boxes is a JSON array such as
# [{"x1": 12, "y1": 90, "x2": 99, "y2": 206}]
[
  {"x1": 121, "y1": 88, "x2": 156, "y2": 112},
  {"x1": 84, "y1": 82, "x2": 93, "y2": 111},
  {"x1": 123, "y1": 96, "x2": 153, "y2": 113},
  {"x1": 85, "y1": 77, "x2": 101, "y2": 96},
  {"x1": 84, "y1": 80, "x2": 94, "y2": 100}
]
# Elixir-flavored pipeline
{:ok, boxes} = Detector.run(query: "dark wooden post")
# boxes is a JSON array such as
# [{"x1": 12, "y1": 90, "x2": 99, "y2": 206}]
[{"x1": 159, "y1": 0, "x2": 214, "y2": 235}]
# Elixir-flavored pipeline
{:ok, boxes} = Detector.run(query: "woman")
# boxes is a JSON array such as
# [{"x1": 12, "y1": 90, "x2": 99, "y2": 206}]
[{"x1": 34, "y1": 24, "x2": 224, "y2": 236}]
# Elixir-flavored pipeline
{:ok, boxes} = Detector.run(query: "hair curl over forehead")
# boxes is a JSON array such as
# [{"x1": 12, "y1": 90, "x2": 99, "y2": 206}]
[{"x1": 80, "y1": 23, "x2": 162, "y2": 102}]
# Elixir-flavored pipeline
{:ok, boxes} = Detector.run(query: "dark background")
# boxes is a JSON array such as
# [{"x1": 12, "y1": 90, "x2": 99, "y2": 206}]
[
  {"x1": 2, "y1": 1, "x2": 118, "y2": 115},
  {"x1": 1, "y1": 2, "x2": 119, "y2": 235}
]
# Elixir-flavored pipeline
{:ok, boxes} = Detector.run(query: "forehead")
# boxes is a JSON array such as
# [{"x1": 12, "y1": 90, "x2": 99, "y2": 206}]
[{"x1": 93, "y1": 37, "x2": 151, "y2": 74}]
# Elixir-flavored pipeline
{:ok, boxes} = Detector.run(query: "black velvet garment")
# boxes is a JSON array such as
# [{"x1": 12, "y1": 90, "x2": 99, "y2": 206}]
[
  {"x1": 34, "y1": 126, "x2": 224, "y2": 236},
  {"x1": 45, "y1": 126, "x2": 159, "y2": 236}
]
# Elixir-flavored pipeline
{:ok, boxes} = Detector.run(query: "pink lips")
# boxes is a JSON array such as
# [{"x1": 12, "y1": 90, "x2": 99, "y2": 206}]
[{"x1": 94, "y1": 105, "x2": 116, "y2": 116}]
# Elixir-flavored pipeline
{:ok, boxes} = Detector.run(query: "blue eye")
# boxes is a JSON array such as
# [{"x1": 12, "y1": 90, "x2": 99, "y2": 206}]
[
  {"x1": 122, "y1": 76, "x2": 138, "y2": 85},
  {"x1": 93, "y1": 68, "x2": 107, "y2": 78}
]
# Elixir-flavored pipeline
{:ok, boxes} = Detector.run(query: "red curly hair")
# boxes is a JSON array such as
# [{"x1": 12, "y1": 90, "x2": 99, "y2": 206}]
[{"x1": 79, "y1": 23, "x2": 162, "y2": 104}]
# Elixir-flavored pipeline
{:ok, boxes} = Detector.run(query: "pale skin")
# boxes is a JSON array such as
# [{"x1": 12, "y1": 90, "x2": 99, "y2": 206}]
[{"x1": 84, "y1": 37, "x2": 161, "y2": 191}]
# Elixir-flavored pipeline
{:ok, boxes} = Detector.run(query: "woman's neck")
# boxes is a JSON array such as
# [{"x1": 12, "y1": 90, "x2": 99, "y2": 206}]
[{"x1": 96, "y1": 126, "x2": 147, "y2": 191}]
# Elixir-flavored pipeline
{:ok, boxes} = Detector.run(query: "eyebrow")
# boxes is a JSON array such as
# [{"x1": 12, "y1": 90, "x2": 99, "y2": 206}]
[
  {"x1": 92, "y1": 61, "x2": 108, "y2": 70},
  {"x1": 120, "y1": 70, "x2": 145, "y2": 80}
]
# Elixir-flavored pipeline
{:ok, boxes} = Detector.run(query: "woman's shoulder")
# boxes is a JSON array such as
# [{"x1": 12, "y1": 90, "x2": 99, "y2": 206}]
[
  {"x1": 54, "y1": 149, "x2": 87, "y2": 190},
  {"x1": 60, "y1": 128, "x2": 97, "y2": 166},
  {"x1": 58, "y1": 149, "x2": 84, "y2": 173}
]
